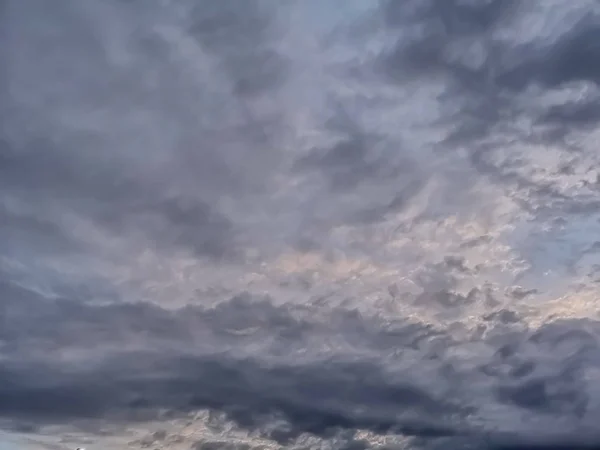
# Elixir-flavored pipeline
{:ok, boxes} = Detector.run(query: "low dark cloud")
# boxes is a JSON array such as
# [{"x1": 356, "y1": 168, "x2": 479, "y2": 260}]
[
  {"x1": 1, "y1": 282, "x2": 461, "y2": 439},
  {"x1": 2, "y1": 279, "x2": 600, "y2": 449}
]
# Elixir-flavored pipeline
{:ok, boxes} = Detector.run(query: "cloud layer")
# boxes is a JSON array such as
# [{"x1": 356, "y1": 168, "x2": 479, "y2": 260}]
[{"x1": 4, "y1": 0, "x2": 600, "y2": 449}]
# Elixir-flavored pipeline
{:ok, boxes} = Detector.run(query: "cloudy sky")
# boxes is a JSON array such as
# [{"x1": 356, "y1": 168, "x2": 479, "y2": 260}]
[{"x1": 4, "y1": 0, "x2": 600, "y2": 449}]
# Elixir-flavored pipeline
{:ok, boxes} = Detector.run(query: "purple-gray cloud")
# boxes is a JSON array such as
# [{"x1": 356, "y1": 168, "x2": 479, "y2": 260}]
[{"x1": 4, "y1": 1, "x2": 600, "y2": 449}]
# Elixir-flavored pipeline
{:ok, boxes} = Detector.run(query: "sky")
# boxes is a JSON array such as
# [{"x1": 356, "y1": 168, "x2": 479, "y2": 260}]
[{"x1": 4, "y1": 0, "x2": 600, "y2": 449}]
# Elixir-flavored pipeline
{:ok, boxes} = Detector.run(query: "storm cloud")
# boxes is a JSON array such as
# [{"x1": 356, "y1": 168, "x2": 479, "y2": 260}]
[
  {"x1": 4, "y1": 0, "x2": 600, "y2": 449},
  {"x1": 3, "y1": 278, "x2": 600, "y2": 449}
]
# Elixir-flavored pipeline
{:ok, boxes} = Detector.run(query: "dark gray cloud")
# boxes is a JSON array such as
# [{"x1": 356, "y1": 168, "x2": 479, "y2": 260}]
[
  {"x1": 497, "y1": 18, "x2": 600, "y2": 91},
  {"x1": 3, "y1": 279, "x2": 600, "y2": 449},
  {"x1": 0, "y1": 282, "x2": 463, "y2": 441},
  {"x1": 539, "y1": 100, "x2": 600, "y2": 128},
  {"x1": 5, "y1": 1, "x2": 600, "y2": 449},
  {"x1": 187, "y1": 0, "x2": 288, "y2": 97},
  {"x1": 381, "y1": 0, "x2": 518, "y2": 81}
]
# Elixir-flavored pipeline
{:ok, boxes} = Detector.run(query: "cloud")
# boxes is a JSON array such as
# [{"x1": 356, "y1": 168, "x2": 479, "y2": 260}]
[
  {"x1": 497, "y1": 18, "x2": 600, "y2": 92},
  {"x1": 380, "y1": 0, "x2": 519, "y2": 80},
  {"x1": 3, "y1": 279, "x2": 600, "y2": 449},
  {"x1": 187, "y1": 0, "x2": 288, "y2": 97},
  {"x1": 0, "y1": 281, "x2": 463, "y2": 439},
  {"x1": 377, "y1": 0, "x2": 600, "y2": 225},
  {"x1": 0, "y1": 0, "x2": 294, "y2": 266},
  {"x1": 5, "y1": 0, "x2": 600, "y2": 449}
]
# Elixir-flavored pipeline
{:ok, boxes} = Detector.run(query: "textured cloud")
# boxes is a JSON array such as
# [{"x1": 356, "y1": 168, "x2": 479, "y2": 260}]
[
  {"x1": 3, "y1": 278, "x2": 600, "y2": 449},
  {"x1": 4, "y1": 0, "x2": 600, "y2": 449}
]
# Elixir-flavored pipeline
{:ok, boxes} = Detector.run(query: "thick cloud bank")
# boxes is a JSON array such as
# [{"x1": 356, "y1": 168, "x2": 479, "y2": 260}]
[{"x1": 4, "y1": 1, "x2": 600, "y2": 449}]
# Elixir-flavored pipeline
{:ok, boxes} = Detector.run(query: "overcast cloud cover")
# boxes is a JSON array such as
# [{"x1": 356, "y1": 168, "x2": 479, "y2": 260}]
[{"x1": 5, "y1": 0, "x2": 600, "y2": 449}]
